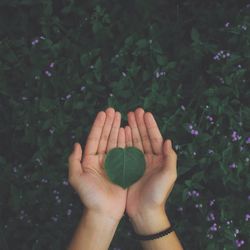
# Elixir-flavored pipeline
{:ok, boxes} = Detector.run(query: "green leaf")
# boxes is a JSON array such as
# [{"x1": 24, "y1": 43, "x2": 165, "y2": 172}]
[
  {"x1": 104, "y1": 147, "x2": 146, "y2": 189},
  {"x1": 80, "y1": 54, "x2": 89, "y2": 66},
  {"x1": 136, "y1": 39, "x2": 148, "y2": 49},
  {"x1": 156, "y1": 55, "x2": 168, "y2": 66},
  {"x1": 94, "y1": 57, "x2": 102, "y2": 81},
  {"x1": 191, "y1": 27, "x2": 200, "y2": 43}
]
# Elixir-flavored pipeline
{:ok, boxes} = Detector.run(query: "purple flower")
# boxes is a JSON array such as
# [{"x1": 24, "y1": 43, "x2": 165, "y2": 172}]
[
  {"x1": 41, "y1": 178, "x2": 48, "y2": 183},
  {"x1": 246, "y1": 137, "x2": 250, "y2": 144},
  {"x1": 177, "y1": 207, "x2": 183, "y2": 212},
  {"x1": 31, "y1": 39, "x2": 39, "y2": 46},
  {"x1": 51, "y1": 216, "x2": 58, "y2": 222},
  {"x1": 192, "y1": 190, "x2": 200, "y2": 197},
  {"x1": 209, "y1": 199, "x2": 215, "y2": 206},
  {"x1": 206, "y1": 233, "x2": 213, "y2": 239},
  {"x1": 225, "y1": 22, "x2": 230, "y2": 28},
  {"x1": 241, "y1": 25, "x2": 247, "y2": 31},
  {"x1": 208, "y1": 149, "x2": 214, "y2": 154},
  {"x1": 67, "y1": 209, "x2": 72, "y2": 216},
  {"x1": 62, "y1": 180, "x2": 69, "y2": 186},
  {"x1": 231, "y1": 131, "x2": 241, "y2": 141},
  {"x1": 45, "y1": 70, "x2": 52, "y2": 77},
  {"x1": 207, "y1": 212, "x2": 215, "y2": 221},
  {"x1": 229, "y1": 163, "x2": 237, "y2": 169},
  {"x1": 235, "y1": 239, "x2": 245, "y2": 247},
  {"x1": 195, "y1": 203, "x2": 202, "y2": 208},
  {"x1": 188, "y1": 190, "x2": 200, "y2": 198},
  {"x1": 49, "y1": 128, "x2": 55, "y2": 134},
  {"x1": 234, "y1": 228, "x2": 240, "y2": 237},
  {"x1": 49, "y1": 62, "x2": 55, "y2": 68},
  {"x1": 66, "y1": 94, "x2": 72, "y2": 100},
  {"x1": 213, "y1": 50, "x2": 231, "y2": 61},
  {"x1": 206, "y1": 115, "x2": 213, "y2": 121},
  {"x1": 210, "y1": 223, "x2": 218, "y2": 232},
  {"x1": 245, "y1": 213, "x2": 250, "y2": 221},
  {"x1": 191, "y1": 129, "x2": 199, "y2": 136}
]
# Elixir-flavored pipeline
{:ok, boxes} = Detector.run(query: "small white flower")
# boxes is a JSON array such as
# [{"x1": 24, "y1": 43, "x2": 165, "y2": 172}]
[{"x1": 66, "y1": 94, "x2": 72, "y2": 100}]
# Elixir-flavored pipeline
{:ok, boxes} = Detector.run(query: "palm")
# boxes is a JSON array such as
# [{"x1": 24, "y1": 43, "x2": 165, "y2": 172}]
[
  {"x1": 126, "y1": 154, "x2": 162, "y2": 215},
  {"x1": 78, "y1": 154, "x2": 127, "y2": 218}
]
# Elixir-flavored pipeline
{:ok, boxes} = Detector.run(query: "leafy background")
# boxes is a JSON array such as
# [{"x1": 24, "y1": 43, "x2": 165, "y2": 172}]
[{"x1": 0, "y1": 0, "x2": 249, "y2": 249}]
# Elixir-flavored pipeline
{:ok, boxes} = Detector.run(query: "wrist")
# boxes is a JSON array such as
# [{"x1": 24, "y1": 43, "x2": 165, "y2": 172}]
[
  {"x1": 129, "y1": 207, "x2": 171, "y2": 235},
  {"x1": 83, "y1": 208, "x2": 120, "y2": 228},
  {"x1": 68, "y1": 208, "x2": 120, "y2": 250}
]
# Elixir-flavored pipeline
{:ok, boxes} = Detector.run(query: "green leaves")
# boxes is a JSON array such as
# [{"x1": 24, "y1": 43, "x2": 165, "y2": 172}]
[{"x1": 104, "y1": 147, "x2": 146, "y2": 189}]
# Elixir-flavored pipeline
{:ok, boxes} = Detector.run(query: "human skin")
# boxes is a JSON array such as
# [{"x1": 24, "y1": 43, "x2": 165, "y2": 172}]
[
  {"x1": 67, "y1": 108, "x2": 127, "y2": 250},
  {"x1": 125, "y1": 107, "x2": 184, "y2": 249},
  {"x1": 67, "y1": 107, "x2": 183, "y2": 250}
]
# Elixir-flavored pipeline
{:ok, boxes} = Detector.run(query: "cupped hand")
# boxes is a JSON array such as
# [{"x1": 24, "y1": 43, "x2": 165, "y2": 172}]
[
  {"x1": 68, "y1": 107, "x2": 127, "y2": 222},
  {"x1": 125, "y1": 108, "x2": 178, "y2": 218}
]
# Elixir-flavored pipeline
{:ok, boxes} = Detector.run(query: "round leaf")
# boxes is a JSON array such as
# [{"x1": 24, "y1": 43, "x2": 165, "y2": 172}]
[{"x1": 104, "y1": 147, "x2": 146, "y2": 189}]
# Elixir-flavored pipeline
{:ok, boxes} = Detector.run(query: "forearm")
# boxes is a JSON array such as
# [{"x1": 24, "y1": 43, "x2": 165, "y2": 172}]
[
  {"x1": 130, "y1": 207, "x2": 183, "y2": 250},
  {"x1": 68, "y1": 209, "x2": 119, "y2": 250}
]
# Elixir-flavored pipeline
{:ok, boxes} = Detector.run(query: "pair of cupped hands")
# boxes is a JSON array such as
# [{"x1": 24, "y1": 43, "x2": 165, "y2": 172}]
[{"x1": 68, "y1": 107, "x2": 178, "y2": 223}]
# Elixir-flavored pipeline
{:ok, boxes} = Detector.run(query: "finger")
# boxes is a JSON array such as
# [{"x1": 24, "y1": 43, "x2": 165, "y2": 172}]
[
  {"x1": 134, "y1": 107, "x2": 153, "y2": 154},
  {"x1": 127, "y1": 112, "x2": 144, "y2": 152},
  {"x1": 106, "y1": 112, "x2": 121, "y2": 151},
  {"x1": 68, "y1": 143, "x2": 83, "y2": 179},
  {"x1": 117, "y1": 127, "x2": 125, "y2": 148},
  {"x1": 144, "y1": 112, "x2": 163, "y2": 155},
  {"x1": 125, "y1": 126, "x2": 133, "y2": 147},
  {"x1": 83, "y1": 111, "x2": 106, "y2": 156},
  {"x1": 97, "y1": 107, "x2": 115, "y2": 154},
  {"x1": 162, "y1": 140, "x2": 177, "y2": 178}
]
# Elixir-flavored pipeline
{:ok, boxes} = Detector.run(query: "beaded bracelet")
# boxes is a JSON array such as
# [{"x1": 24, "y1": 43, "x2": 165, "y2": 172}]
[{"x1": 132, "y1": 225, "x2": 175, "y2": 241}]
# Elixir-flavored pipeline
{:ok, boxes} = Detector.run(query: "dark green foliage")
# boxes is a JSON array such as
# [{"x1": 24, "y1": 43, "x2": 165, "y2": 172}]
[{"x1": 0, "y1": 0, "x2": 249, "y2": 249}]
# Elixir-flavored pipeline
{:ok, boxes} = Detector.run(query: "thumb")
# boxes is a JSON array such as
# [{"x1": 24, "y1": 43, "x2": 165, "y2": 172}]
[
  {"x1": 68, "y1": 143, "x2": 83, "y2": 179},
  {"x1": 162, "y1": 139, "x2": 177, "y2": 178}
]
